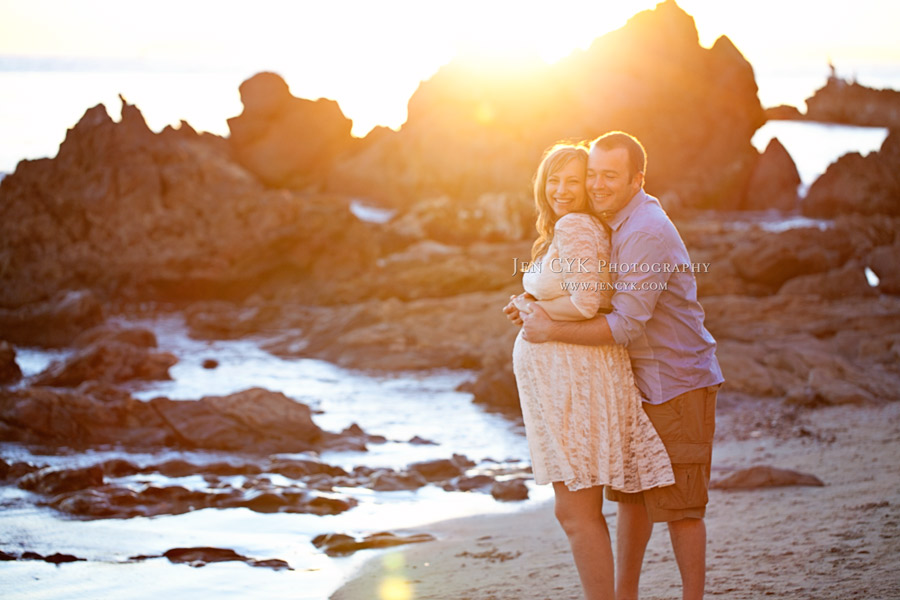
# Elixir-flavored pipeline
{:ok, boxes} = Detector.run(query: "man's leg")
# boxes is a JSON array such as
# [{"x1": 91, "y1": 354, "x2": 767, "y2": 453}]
[
  {"x1": 668, "y1": 517, "x2": 706, "y2": 600},
  {"x1": 553, "y1": 483, "x2": 615, "y2": 600},
  {"x1": 615, "y1": 501, "x2": 653, "y2": 600}
]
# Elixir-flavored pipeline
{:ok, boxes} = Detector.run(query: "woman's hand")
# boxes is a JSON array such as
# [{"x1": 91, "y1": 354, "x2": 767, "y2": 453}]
[{"x1": 503, "y1": 293, "x2": 535, "y2": 326}]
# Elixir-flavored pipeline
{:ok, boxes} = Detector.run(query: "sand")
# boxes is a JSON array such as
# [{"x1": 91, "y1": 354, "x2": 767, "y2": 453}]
[{"x1": 330, "y1": 398, "x2": 900, "y2": 599}]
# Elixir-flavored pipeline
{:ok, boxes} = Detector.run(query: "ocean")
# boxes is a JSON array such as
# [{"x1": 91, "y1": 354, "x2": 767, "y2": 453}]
[{"x1": 1, "y1": 56, "x2": 898, "y2": 181}]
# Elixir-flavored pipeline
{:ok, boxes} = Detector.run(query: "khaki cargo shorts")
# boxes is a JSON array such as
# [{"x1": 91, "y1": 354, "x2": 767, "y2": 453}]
[{"x1": 606, "y1": 384, "x2": 720, "y2": 522}]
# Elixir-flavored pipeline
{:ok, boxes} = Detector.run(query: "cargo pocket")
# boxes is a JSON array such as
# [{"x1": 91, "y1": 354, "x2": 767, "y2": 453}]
[{"x1": 651, "y1": 441, "x2": 711, "y2": 511}]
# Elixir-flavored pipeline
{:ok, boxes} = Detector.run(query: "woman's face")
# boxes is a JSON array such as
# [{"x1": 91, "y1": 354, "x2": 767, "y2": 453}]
[{"x1": 545, "y1": 159, "x2": 587, "y2": 217}]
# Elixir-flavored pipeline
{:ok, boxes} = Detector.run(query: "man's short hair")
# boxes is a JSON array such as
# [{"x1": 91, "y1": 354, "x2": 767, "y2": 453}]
[{"x1": 590, "y1": 131, "x2": 647, "y2": 180}]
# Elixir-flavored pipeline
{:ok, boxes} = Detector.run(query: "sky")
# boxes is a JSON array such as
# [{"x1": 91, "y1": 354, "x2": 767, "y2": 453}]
[{"x1": 1, "y1": 0, "x2": 899, "y2": 136}]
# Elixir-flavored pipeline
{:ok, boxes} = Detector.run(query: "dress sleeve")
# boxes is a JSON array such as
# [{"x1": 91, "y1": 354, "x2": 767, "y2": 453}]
[{"x1": 552, "y1": 213, "x2": 608, "y2": 319}]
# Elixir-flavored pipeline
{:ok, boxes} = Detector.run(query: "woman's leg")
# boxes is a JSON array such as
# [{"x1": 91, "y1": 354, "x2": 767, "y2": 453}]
[{"x1": 553, "y1": 482, "x2": 615, "y2": 600}]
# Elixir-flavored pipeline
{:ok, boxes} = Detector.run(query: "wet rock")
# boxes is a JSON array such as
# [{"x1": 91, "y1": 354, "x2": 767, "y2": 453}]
[
  {"x1": 31, "y1": 341, "x2": 177, "y2": 386},
  {"x1": 312, "y1": 531, "x2": 436, "y2": 557},
  {"x1": 491, "y1": 478, "x2": 530, "y2": 501},
  {"x1": 161, "y1": 547, "x2": 291, "y2": 570},
  {"x1": 227, "y1": 72, "x2": 353, "y2": 189},
  {"x1": 409, "y1": 458, "x2": 465, "y2": 482},
  {"x1": 0, "y1": 341, "x2": 22, "y2": 385},
  {"x1": 0, "y1": 384, "x2": 338, "y2": 454},
  {"x1": 455, "y1": 474, "x2": 495, "y2": 492},
  {"x1": 408, "y1": 435, "x2": 438, "y2": 445},
  {"x1": 368, "y1": 469, "x2": 427, "y2": 492},
  {"x1": 72, "y1": 324, "x2": 157, "y2": 349},
  {"x1": 6, "y1": 551, "x2": 84, "y2": 564},
  {"x1": 459, "y1": 358, "x2": 520, "y2": 415},
  {"x1": 150, "y1": 387, "x2": 323, "y2": 453},
  {"x1": 244, "y1": 490, "x2": 290, "y2": 513},
  {"x1": 268, "y1": 458, "x2": 348, "y2": 479},
  {"x1": 711, "y1": 465, "x2": 825, "y2": 489},
  {"x1": 742, "y1": 138, "x2": 800, "y2": 211},
  {"x1": 0, "y1": 290, "x2": 104, "y2": 347},
  {"x1": 99, "y1": 458, "x2": 141, "y2": 478},
  {"x1": 18, "y1": 465, "x2": 104, "y2": 495}
]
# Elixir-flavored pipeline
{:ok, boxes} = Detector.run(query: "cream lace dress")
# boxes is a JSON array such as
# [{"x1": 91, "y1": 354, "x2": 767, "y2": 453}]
[{"x1": 512, "y1": 213, "x2": 675, "y2": 492}]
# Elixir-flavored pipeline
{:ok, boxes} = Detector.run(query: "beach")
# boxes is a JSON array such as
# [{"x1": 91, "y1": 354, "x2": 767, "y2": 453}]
[{"x1": 332, "y1": 398, "x2": 900, "y2": 599}]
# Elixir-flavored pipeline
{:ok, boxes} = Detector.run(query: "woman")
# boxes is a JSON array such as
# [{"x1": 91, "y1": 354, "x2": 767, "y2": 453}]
[{"x1": 511, "y1": 143, "x2": 674, "y2": 600}]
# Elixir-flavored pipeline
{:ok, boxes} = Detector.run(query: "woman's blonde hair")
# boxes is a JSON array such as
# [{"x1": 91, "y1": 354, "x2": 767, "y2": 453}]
[{"x1": 531, "y1": 143, "x2": 589, "y2": 261}]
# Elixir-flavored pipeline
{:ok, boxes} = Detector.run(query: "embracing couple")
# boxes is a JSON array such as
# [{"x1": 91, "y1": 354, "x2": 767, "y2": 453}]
[{"x1": 504, "y1": 132, "x2": 724, "y2": 600}]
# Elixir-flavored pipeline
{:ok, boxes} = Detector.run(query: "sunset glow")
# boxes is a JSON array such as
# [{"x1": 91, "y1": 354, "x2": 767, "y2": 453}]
[{"x1": 1, "y1": 0, "x2": 899, "y2": 137}]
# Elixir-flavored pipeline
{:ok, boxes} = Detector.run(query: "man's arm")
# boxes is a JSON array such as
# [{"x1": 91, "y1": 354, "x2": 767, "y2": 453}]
[
  {"x1": 521, "y1": 304, "x2": 615, "y2": 345},
  {"x1": 522, "y1": 230, "x2": 673, "y2": 347}
]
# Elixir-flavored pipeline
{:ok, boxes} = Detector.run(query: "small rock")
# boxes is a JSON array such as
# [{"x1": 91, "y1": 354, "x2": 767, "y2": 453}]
[
  {"x1": 711, "y1": 465, "x2": 825, "y2": 489},
  {"x1": 202, "y1": 358, "x2": 219, "y2": 369},
  {"x1": 491, "y1": 478, "x2": 529, "y2": 501}
]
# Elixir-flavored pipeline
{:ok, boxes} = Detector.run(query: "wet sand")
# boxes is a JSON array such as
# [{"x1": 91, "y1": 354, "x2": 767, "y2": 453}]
[{"x1": 331, "y1": 399, "x2": 900, "y2": 599}]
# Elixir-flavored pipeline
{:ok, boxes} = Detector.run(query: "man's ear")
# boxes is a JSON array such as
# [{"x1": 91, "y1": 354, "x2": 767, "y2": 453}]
[{"x1": 632, "y1": 171, "x2": 645, "y2": 191}]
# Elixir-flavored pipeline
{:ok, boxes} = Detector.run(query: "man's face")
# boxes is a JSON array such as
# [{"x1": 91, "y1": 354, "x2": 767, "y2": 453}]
[{"x1": 587, "y1": 146, "x2": 643, "y2": 216}]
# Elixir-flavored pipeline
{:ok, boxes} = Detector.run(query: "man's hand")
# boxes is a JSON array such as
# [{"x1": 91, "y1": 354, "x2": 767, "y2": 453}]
[
  {"x1": 502, "y1": 293, "x2": 534, "y2": 327},
  {"x1": 521, "y1": 302, "x2": 555, "y2": 343}
]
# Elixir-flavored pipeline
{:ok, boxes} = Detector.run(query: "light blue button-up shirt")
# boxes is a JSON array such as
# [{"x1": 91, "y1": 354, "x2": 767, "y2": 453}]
[{"x1": 604, "y1": 190, "x2": 724, "y2": 404}]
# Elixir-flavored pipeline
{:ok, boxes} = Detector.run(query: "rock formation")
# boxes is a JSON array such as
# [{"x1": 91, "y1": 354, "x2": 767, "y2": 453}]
[
  {"x1": 227, "y1": 72, "x2": 355, "y2": 189},
  {"x1": 0, "y1": 98, "x2": 378, "y2": 309},
  {"x1": 805, "y1": 75, "x2": 900, "y2": 129},
  {"x1": 742, "y1": 138, "x2": 801, "y2": 211},
  {"x1": 328, "y1": 0, "x2": 764, "y2": 210}
]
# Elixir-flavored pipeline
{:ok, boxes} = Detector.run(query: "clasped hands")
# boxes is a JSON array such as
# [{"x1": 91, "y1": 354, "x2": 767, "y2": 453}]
[{"x1": 502, "y1": 293, "x2": 554, "y2": 343}]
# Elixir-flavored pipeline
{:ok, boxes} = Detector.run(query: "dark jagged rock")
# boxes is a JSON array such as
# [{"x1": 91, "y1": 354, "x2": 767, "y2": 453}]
[
  {"x1": 458, "y1": 358, "x2": 521, "y2": 415},
  {"x1": 159, "y1": 547, "x2": 291, "y2": 570},
  {"x1": 0, "y1": 98, "x2": 378, "y2": 308},
  {"x1": 18, "y1": 465, "x2": 104, "y2": 495},
  {"x1": 0, "y1": 341, "x2": 22, "y2": 385},
  {"x1": 5, "y1": 551, "x2": 85, "y2": 564},
  {"x1": 311, "y1": 531, "x2": 435, "y2": 557},
  {"x1": 31, "y1": 340, "x2": 177, "y2": 387},
  {"x1": 743, "y1": 138, "x2": 801, "y2": 211},
  {"x1": 0, "y1": 384, "x2": 329, "y2": 453},
  {"x1": 227, "y1": 72, "x2": 354, "y2": 189},
  {"x1": 711, "y1": 465, "x2": 825, "y2": 489},
  {"x1": 328, "y1": 0, "x2": 763, "y2": 210},
  {"x1": 149, "y1": 387, "x2": 324, "y2": 453},
  {"x1": 803, "y1": 130, "x2": 900, "y2": 217},
  {"x1": 72, "y1": 324, "x2": 157, "y2": 349},
  {"x1": 0, "y1": 290, "x2": 103, "y2": 347}
]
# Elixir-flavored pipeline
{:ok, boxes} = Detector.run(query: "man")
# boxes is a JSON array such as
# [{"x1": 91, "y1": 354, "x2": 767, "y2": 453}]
[{"x1": 504, "y1": 131, "x2": 723, "y2": 600}]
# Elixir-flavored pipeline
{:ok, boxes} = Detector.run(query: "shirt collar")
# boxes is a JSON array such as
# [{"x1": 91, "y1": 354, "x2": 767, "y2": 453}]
[{"x1": 605, "y1": 189, "x2": 650, "y2": 232}]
